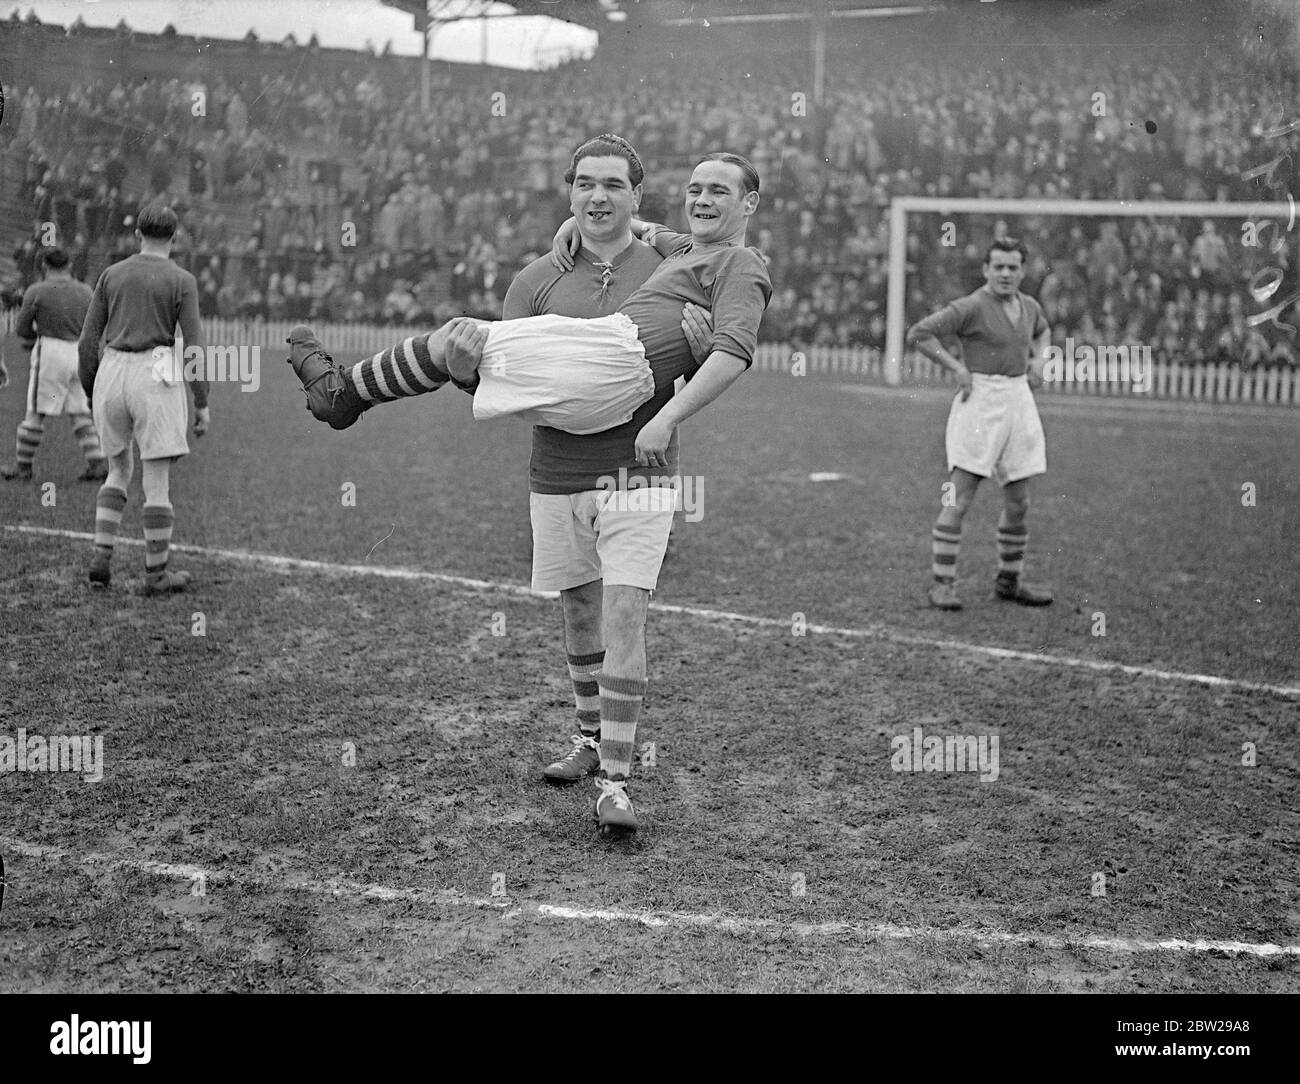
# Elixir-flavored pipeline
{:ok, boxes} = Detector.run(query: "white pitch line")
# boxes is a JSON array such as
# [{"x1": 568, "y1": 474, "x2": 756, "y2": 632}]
[
  {"x1": 2, "y1": 838, "x2": 1294, "y2": 959},
  {"x1": 7, "y1": 524, "x2": 1299, "y2": 699}
]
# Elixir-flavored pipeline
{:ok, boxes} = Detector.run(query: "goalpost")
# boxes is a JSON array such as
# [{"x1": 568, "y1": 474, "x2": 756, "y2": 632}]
[{"x1": 884, "y1": 196, "x2": 1296, "y2": 387}]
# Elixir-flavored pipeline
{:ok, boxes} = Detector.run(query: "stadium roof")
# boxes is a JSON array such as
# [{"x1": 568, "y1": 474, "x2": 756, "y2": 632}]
[{"x1": 501, "y1": 0, "x2": 963, "y2": 31}]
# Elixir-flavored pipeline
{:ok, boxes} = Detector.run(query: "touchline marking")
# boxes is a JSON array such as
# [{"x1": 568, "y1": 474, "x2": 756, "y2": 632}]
[
  {"x1": 2, "y1": 838, "x2": 1294, "y2": 959},
  {"x1": 8, "y1": 524, "x2": 1299, "y2": 699}
]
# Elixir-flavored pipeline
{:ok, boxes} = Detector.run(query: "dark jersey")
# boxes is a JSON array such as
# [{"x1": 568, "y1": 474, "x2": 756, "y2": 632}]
[
  {"x1": 15, "y1": 278, "x2": 94, "y2": 344},
  {"x1": 621, "y1": 230, "x2": 773, "y2": 386},
  {"x1": 79, "y1": 253, "x2": 204, "y2": 363},
  {"x1": 504, "y1": 240, "x2": 668, "y2": 495},
  {"x1": 908, "y1": 285, "x2": 1048, "y2": 377}
]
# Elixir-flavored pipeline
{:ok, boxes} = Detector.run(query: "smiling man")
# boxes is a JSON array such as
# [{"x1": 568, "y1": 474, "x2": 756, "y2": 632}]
[
  {"x1": 284, "y1": 146, "x2": 773, "y2": 836},
  {"x1": 907, "y1": 237, "x2": 1054, "y2": 611},
  {"x1": 531, "y1": 148, "x2": 773, "y2": 835}
]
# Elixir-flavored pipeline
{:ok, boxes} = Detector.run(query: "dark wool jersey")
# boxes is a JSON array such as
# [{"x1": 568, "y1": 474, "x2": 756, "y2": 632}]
[
  {"x1": 505, "y1": 233, "x2": 773, "y2": 495},
  {"x1": 79, "y1": 253, "x2": 204, "y2": 366},
  {"x1": 505, "y1": 239, "x2": 671, "y2": 495},
  {"x1": 908, "y1": 285, "x2": 1048, "y2": 376},
  {"x1": 622, "y1": 230, "x2": 772, "y2": 380},
  {"x1": 15, "y1": 278, "x2": 94, "y2": 344}
]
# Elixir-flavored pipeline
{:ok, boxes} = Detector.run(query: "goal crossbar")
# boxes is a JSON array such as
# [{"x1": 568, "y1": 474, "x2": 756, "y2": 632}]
[{"x1": 884, "y1": 196, "x2": 1295, "y2": 386}]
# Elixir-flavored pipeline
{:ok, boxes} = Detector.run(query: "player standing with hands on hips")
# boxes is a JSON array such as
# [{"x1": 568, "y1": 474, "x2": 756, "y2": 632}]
[
  {"x1": 77, "y1": 204, "x2": 210, "y2": 595},
  {"x1": 907, "y1": 237, "x2": 1054, "y2": 611}
]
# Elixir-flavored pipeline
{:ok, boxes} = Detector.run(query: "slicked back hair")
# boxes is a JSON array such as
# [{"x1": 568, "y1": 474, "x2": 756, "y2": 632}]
[
  {"x1": 39, "y1": 246, "x2": 69, "y2": 271},
  {"x1": 137, "y1": 203, "x2": 179, "y2": 241},
  {"x1": 564, "y1": 134, "x2": 644, "y2": 188},
  {"x1": 985, "y1": 237, "x2": 1028, "y2": 266},
  {"x1": 698, "y1": 152, "x2": 760, "y2": 195}
]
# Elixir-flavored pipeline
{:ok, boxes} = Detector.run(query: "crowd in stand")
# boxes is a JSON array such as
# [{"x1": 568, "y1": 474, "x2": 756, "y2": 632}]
[{"x1": 4, "y1": 20, "x2": 1300, "y2": 368}]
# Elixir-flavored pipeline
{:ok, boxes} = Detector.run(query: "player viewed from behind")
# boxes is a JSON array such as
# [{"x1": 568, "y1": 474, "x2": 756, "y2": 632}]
[
  {"x1": 285, "y1": 148, "x2": 773, "y2": 836},
  {"x1": 78, "y1": 204, "x2": 211, "y2": 595},
  {"x1": 1, "y1": 247, "x2": 107, "y2": 483},
  {"x1": 907, "y1": 237, "x2": 1054, "y2": 611}
]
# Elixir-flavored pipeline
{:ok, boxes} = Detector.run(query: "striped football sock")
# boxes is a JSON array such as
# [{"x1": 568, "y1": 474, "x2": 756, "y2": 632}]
[
  {"x1": 15, "y1": 420, "x2": 43, "y2": 467},
  {"x1": 931, "y1": 524, "x2": 961, "y2": 582},
  {"x1": 568, "y1": 650, "x2": 605, "y2": 739},
  {"x1": 142, "y1": 503, "x2": 175, "y2": 573},
  {"x1": 346, "y1": 334, "x2": 448, "y2": 403},
  {"x1": 598, "y1": 673, "x2": 647, "y2": 779},
  {"x1": 94, "y1": 485, "x2": 128, "y2": 552},
  {"x1": 996, "y1": 522, "x2": 1028, "y2": 579},
  {"x1": 70, "y1": 415, "x2": 104, "y2": 464}
]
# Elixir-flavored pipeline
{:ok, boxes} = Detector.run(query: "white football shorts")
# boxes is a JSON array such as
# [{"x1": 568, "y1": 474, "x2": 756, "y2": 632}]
[
  {"x1": 945, "y1": 373, "x2": 1046, "y2": 485},
  {"x1": 26, "y1": 337, "x2": 89, "y2": 416},
  {"x1": 472, "y1": 312, "x2": 654, "y2": 435},
  {"x1": 93, "y1": 345, "x2": 190, "y2": 460}
]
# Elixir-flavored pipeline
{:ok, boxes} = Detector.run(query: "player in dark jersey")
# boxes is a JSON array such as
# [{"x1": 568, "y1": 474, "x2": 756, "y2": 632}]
[
  {"x1": 78, "y1": 204, "x2": 211, "y2": 595},
  {"x1": 285, "y1": 149, "x2": 772, "y2": 836},
  {"x1": 485, "y1": 135, "x2": 711, "y2": 837},
  {"x1": 907, "y1": 237, "x2": 1054, "y2": 611},
  {"x1": 1, "y1": 247, "x2": 106, "y2": 482}
]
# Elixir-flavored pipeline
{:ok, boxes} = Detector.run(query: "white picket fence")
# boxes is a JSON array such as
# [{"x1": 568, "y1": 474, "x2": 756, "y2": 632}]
[
  {"x1": 749, "y1": 343, "x2": 1300, "y2": 406},
  {"x1": 7, "y1": 311, "x2": 1297, "y2": 406},
  {"x1": 200, "y1": 317, "x2": 430, "y2": 357}
]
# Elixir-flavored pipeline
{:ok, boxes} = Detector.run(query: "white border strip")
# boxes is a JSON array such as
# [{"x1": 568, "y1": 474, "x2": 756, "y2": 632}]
[
  {"x1": 8, "y1": 524, "x2": 1299, "y2": 699},
  {"x1": 1, "y1": 838, "x2": 1293, "y2": 958}
]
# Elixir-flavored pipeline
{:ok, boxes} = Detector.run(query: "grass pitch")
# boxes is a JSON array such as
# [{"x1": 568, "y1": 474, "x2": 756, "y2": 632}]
[{"x1": 1, "y1": 331, "x2": 1297, "y2": 992}]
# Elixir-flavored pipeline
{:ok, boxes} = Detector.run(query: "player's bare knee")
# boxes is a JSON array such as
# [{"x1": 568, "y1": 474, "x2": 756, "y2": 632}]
[
  {"x1": 141, "y1": 459, "x2": 172, "y2": 505},
  {"x1": 603, "y1": 586, "x2": 649, "y2": 640},
  {"x1": 937, "y1": 492, "x2": 974, "y2": 527},
  {"x1": 562, "y1": 581, "x2": 603, "y2": 642},
  {"x1": 106, "y1": 450, "x2": 133, "y2": 488}
]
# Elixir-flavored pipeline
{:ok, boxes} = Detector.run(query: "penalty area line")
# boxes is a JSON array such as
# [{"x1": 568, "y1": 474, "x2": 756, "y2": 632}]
[
  {"x1": 7, "y1": 524, "x2": 1298, "y2": 699},
  {"x1": 1, "y1": 838, "x2": 1295, "y2": 959}
]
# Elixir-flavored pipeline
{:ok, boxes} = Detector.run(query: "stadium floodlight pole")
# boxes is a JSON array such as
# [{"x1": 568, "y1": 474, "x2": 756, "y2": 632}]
[
  {"x1": 422, "y1": 12, "x2": 431, "y2": 112},
  {"x1": 381, "y1": 0, "x2": 432, "y2": 109},
  {"x1": 811, "y1": 11, "x2": 826, "y2": 109},
  {"x1": 884, "y1": 195, "x2": 1296, "y2": 387}
]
